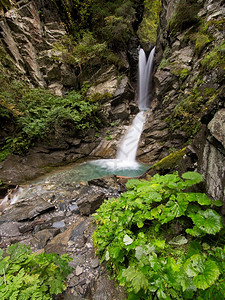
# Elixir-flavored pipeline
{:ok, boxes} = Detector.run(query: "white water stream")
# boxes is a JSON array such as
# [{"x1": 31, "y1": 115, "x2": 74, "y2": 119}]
[{"x1": 116, "y1": 47, "x2": 155, "y2": 163}]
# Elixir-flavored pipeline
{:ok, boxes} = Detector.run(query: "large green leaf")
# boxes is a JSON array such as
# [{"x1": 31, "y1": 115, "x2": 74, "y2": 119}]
[
  {"x1": 159, "y1": 195, "x2": 188, "y2": 223},
  {"x1": 122, "y1": 266, "x2": 148, "y2": 293},
  {"x1": 184, "y1": 193, "x2": 212, "y2": 205},
  {"x1": 184, "y1": 254, "x2": 220, "y2": 290},
  {"x1": 188, "y1": 209, "x2": 223, "y2": 234},
  {"x1": 182, "y1": 172, "x2": 203, "y2": 183}
]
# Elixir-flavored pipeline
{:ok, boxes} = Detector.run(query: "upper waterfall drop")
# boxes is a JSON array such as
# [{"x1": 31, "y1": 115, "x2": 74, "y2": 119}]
[
  {"x1": 116, "y1": 47, "x2": 155, "y2": 162},
  {"x1": 138, "y1": 47, "x2": 155, "y2": 111}
]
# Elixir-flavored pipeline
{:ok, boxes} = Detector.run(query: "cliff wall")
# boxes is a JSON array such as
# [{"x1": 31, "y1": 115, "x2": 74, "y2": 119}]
[{"x1": 138, "y1": 0, "x2": 224, "y2": 204}]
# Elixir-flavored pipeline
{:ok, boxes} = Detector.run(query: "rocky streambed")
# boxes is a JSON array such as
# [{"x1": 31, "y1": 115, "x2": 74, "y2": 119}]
[{"x1": 0, "y1": 170, "x2": 129, "y2": 299}]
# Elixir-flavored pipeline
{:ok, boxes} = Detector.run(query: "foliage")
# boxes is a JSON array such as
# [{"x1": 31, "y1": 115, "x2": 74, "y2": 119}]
[
  {"x1": 0, "y1": 243, "x2": 72, "y2": 299},
  {"x1": 0, "y1": 77, "x2": 101, "y2": 156},
  {"x1": 53, "y1": 32, "x2": 107, "y2": 68},
  {"x1": 169, "y1": 0, "x2": 202, "y2": 36},
  {"x1": 201, "y1": 41, "x2": 225, "y2": 70},
  {"x1": 93, "y1": 172, "x2": 224, "y2": 299},
  {"x1": 52, "y1": 0, "x2": 137, "y2": 50},
  {"x1": 137, "y1": 0, "x2": 162, "y2": 45}
]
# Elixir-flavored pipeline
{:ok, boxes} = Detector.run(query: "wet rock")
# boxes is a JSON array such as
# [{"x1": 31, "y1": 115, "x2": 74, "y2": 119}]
[
  {"x1": 208, "y1": 109, "x2": 225, "y2": 148},
  {"x1": 110, "y1": 102, "x2": 130, "y2": 121},
  {"x1": 45, "y1": 226, "x2": 74, "y2": 255},
  {"x1": 31, "y1": 229, "x2": 53, "y2": 249},
  {"x1": 91, "y1": 258, "x2": 99, "y2": 269},
  {"x1": 0, "y1": 197, "x2": 55, "y2": 222},
  {"x1": 69, "y1": 220, "x2": 86, "y2": 249},
  {"x1": 87, "y1": 66, "x2": 118, "y2": 96},
  {"x1": 0, "y1": 222, "x2": 20, "y2": 237},
  {"x1": 76, "y1": 266, "x2": 83, "y2": 276},
  {"x1": 69, "y1": 255, "x2": 86, "y2": 269},
  {"x1": 88, "y1": 175, "x2": 119, "y2": 189},
  {"x1": 89, "y1": 272, "x2": 127, "y2": 300},
  {"x1": 76, "y1": 186, "x2": 105, "y2": 216}
]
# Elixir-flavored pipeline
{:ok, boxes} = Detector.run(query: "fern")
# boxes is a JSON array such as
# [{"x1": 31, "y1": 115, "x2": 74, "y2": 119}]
[{"x1": 0, "y1": 244, "x2": 72, "y2": 299}]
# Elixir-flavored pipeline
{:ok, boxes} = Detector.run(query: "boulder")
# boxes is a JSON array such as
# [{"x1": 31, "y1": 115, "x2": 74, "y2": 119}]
[
  {"x1": 208, "y1": 109, "x2": 225, "y2": 148},
  {"x1": 76, "y1": 186, "x2": 105, "y2": 216},
  {"x1": 0, "y1": 196, "x2": 55, "y2": 222}
]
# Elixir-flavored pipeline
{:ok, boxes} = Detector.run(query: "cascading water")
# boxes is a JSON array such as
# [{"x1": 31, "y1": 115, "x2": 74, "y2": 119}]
[
  {"x1": 89, "y1": 47, "x2": 155, "y2": 175},
  {"x1": 116, "y1": 111, "x2": 146, "y2": 162},
  {"x1": 116, "y1": 47, "x2": 155, "y2": 163},
  {"x1": 138, "y1": 47, "x2": 155, "y2": 111}
]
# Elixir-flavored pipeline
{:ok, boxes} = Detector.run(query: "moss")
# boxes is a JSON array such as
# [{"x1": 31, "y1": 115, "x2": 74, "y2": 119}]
[
  {"x1": 207, "y1": 18, "x2": 225, "y2": 31},
  {"x1": 171, "y1": 67, "x2": 189, "y2": 79},
  {"x1": 190, "y1": 32, "x2": 212, "y2": 54},
  {"x1": 152, "y1": 148, "x2": 186, "y2": 171},
  {"x1": 164, "y1": 80, "x2": 220, "y2": 140},
  {"x1": 89, "y1": 92, "x2": 113, "y2": 103},
  {"x1": 137, "y1": 0, "x2": 161, "y2": 45},
  {"x1": 169, "y1": 0, "x2": 202, "y2": 36},
  {"x1": 159, "y1": 47, "x2": 171, "y2": 69},
  {"x1": 201, "y1": 41, "x2": 225, "y2": 70}
]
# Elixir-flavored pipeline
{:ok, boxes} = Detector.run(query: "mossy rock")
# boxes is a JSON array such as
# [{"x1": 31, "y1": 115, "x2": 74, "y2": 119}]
[
  {"x1": 169, "y1": 0, "x2": 202, "y2": 36},
  {"x1": 152, "y1": 148, "x2": 186, "y2": 172}
]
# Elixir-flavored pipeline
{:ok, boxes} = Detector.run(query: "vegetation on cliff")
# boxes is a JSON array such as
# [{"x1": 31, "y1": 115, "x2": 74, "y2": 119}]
[
  {"x1": 52, "y1": 0, "x2": 139, "y2": 49},
  {"x1": 0, "y1": 71, "x2": 101, "y2": 160},
  {"x1": 162, "y1": 0, "x2": 224, "y2": 142},
  {"x1": 137, "y1": 0, "x2": 161, "y2": 45}
]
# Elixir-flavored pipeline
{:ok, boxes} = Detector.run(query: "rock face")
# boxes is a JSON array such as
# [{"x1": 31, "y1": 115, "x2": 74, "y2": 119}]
[
  {"x1": 199, "y1": 109, "x2": 225, "y2": 205},
  {"x1": 138, "y1": 0, "x2": 225, "y2": 205}
]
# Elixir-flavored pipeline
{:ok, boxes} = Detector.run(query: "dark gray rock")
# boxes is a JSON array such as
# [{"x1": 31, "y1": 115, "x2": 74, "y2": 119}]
[
  {"x1": 76, "y1": 186, "x2": 105, "y2": 216},
  {"x1": 0, "y1": 197, "x2": 55, "y2": 222}
]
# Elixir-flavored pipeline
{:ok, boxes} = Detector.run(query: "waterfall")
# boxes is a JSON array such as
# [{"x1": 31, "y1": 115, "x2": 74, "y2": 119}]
[
  {"x1": 138, "y1": 47, "x2": 155, "y2": 111},
  {"x1": 116, "y1": 111, "x2": 146, "y2": 161},
  {"x1": 116, "y1": 47, "x2": 155, "y2": 162}
]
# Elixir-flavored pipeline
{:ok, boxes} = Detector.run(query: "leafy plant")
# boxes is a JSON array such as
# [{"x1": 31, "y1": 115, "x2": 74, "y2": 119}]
[
  {"x1": 0, "y1": 78, "x2": 101, "y2": 156},
  {"x1": 0, "y1": 243, "x2": 73, "y2": 299},
  {"x1": 93, "y1": 172, "x2": 224, "y2": 299}
]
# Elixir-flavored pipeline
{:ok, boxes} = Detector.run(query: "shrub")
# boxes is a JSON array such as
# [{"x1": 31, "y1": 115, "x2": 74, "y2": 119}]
[
  {"x1": 0, "y1": 78, "x2": 101, "y2": 156},
  {"x1": 93, "y1": 172, "x2": 224, "y2": 299},
  {"x1": 0, "y1": 243, "x2": 72, "y2": 299}
]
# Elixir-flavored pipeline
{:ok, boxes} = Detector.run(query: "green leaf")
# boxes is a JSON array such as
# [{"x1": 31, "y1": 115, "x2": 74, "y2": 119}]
[
  {"x1": 122, "y1": 266, "x2": 148, "y2": 293},
  {"x1": 123, "y1": 234, "x2": 133, "y2": 245},
  {"x1": 182, "y1": 172, "x2": 202, "y2": 183},
  {"x1": 211, "y1": 200, "x2": 223, "y2": 207},
  {"x1": 185, "y1": 193, "x2": 212, "y2": 205},
  {"x1": 188, "y1": 209, "x2": 223, "y2": 235},
  {"x1": 168, "y1": 235, "x2": 188, "y2": 245},
  {"x1": 186, "y1": 227, "x2": 203, "y2": 237},
  {"x1": 135, "y1": 246, "x2": 145, "y2": 261},
  {"x1": 159, "y1": 196, "x2": 188, "y2": 223},
  {"x1": 126, "y1": 179, "x2": 141, "y2": 189},
  {"x1": 184, "y1": 254, "x2": 220, "y2": 290},
  {"x1": 154, "y1": 239, "x2": 165, "y2": 249}
]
